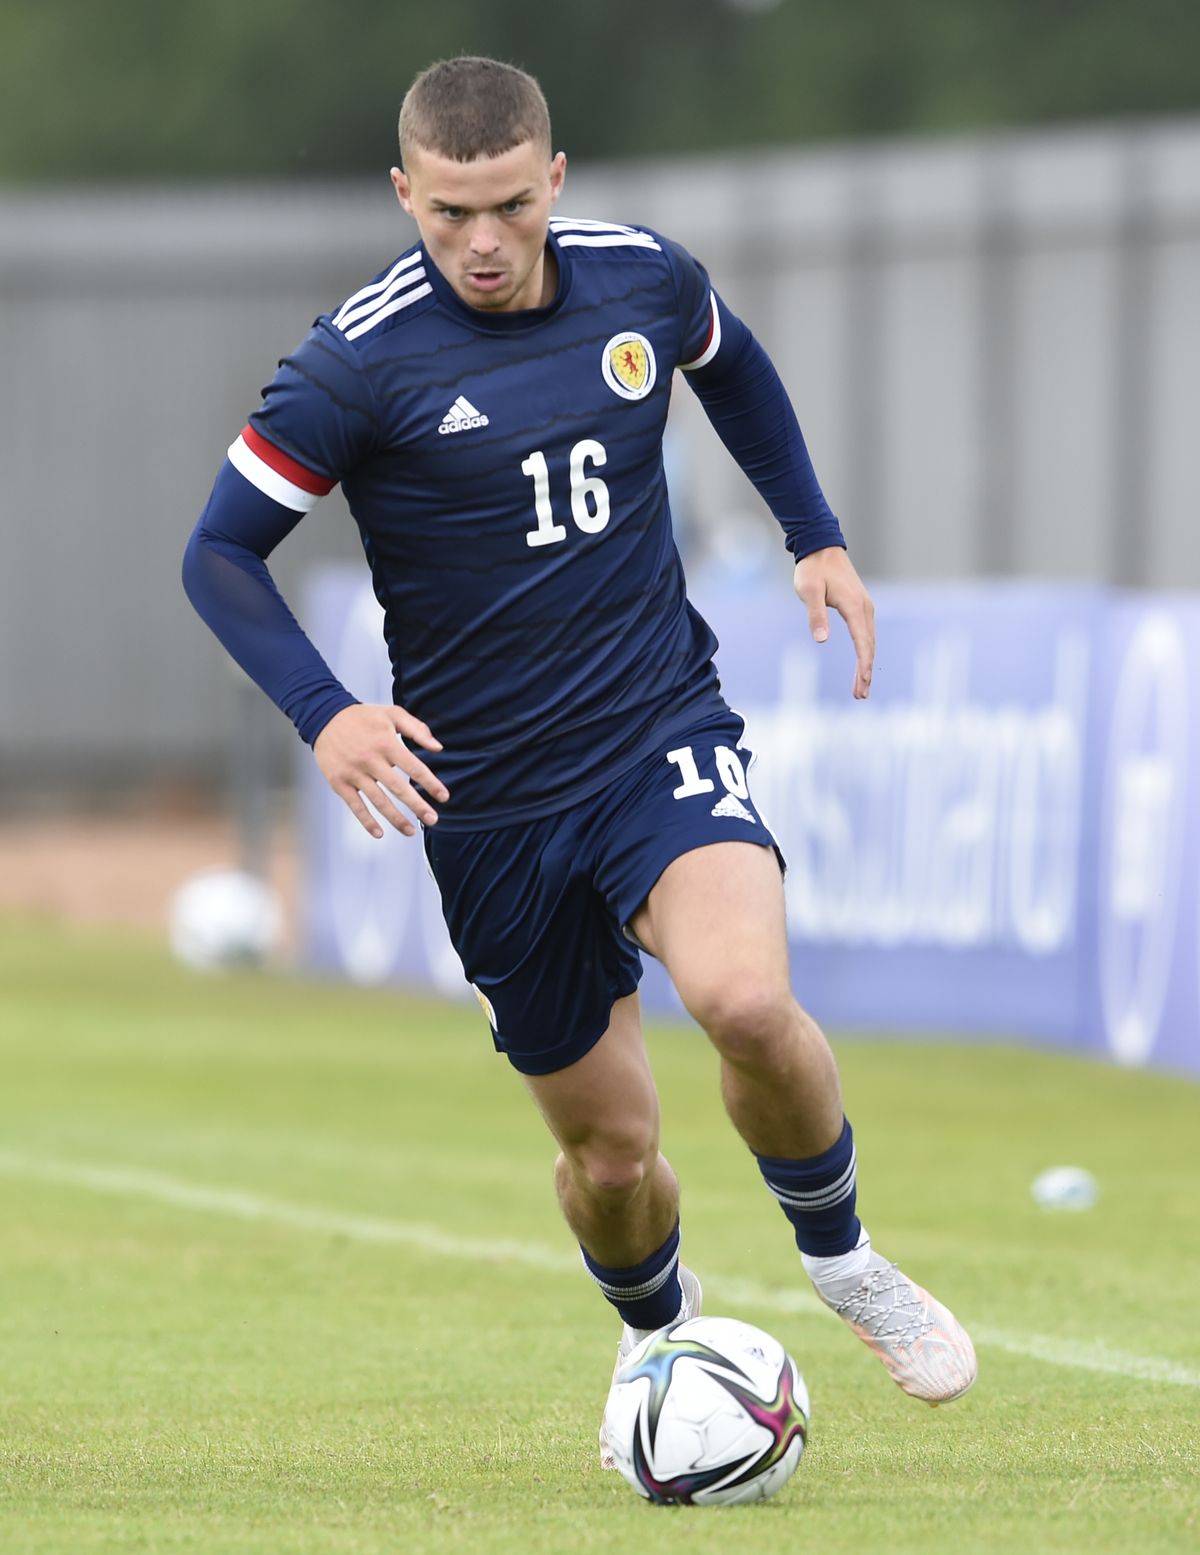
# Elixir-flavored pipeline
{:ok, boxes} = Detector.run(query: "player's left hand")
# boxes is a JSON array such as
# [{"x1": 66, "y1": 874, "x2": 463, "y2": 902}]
[{"x1": 793, "y1": 547, "x2": 875, "y2": 699}]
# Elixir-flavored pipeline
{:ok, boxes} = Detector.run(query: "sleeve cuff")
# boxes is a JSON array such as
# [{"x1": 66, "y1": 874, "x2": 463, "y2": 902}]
[
  {"x1": 297, "y1": 691, "x2": 361, "y2": 747},
  {"x1": 785, "y1": 521, "x2": 847, "y2": 562}
]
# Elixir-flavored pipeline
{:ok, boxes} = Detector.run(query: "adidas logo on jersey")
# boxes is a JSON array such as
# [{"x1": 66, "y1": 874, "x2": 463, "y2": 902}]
[
  {"x1": 438, "y1": 396, "x2": 490, "y2": 435},
  {"x1": 711, "y1": 793, "x2": 756, "y2": 824}
]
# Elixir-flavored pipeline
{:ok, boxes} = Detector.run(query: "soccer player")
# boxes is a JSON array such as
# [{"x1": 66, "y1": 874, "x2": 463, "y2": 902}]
[{"x1": 183, "y1": 56, "x2": 976, "y2": 1453}]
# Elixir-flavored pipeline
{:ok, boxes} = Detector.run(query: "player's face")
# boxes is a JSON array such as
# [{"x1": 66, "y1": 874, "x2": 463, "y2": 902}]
[{"x1": 392, "y1": 141, "x2": 566, "y2": 313}]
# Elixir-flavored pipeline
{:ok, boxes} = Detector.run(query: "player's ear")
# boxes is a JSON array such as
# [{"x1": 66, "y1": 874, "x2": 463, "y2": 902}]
[
  {"x1": 549, "y1": 151, "x2": 566, "y2": 205},
  {"x1": 390, "y1": 165, "x2": 414, "y2": 215}
]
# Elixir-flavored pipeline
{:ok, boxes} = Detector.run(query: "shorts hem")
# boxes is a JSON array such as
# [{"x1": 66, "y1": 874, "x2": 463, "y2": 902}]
[
  {"x1": 492, "y1": 970, "x2": 643, "y2": 1077},
  {"x1": 613, "y1": 827, "x2": 782, "y2": 945}
]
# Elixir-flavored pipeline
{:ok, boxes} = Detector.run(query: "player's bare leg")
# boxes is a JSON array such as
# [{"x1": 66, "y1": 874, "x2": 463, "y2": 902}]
[
  {"x1": 521, "y1": 992, "x2": 702, "y2": 1466},
  {"x1": 631, "y1": 841, "x2": 976, "y2": 1406},
  {"x1": 521, "y1": 992, "x2": 677, "y2": 1269},
  {"x1": 631, "y1": 842, "x2": 842, "y2": 1157}
]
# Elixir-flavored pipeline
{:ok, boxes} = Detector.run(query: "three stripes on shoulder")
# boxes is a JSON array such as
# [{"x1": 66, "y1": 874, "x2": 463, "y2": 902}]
[
  {"x1": 549, "y1": 218, "x2": 662, "y2": 253},
  {"x1": 333, "y1": 252, "x2": 431, "y2": 341}
]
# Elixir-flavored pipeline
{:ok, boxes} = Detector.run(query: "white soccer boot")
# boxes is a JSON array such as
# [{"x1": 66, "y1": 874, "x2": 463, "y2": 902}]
[
  {"x1": 814, "y1": 1251, "x2": 977, "y2": 1405},
  {"x1": 597, "y1": 1264, "x2": 703, "y2": 1469}
]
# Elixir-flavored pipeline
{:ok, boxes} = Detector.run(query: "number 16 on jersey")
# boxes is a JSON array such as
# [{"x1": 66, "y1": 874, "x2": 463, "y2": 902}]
[{"x1": 522, "y1": 439, "x2": 610, "y2": 547}]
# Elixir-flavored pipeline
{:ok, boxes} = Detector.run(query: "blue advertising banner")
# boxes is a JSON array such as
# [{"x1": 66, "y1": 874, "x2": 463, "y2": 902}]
[
  {"x1": 301, "y1": 569, "x2": 1199, "y2": 1078},
  {"x1": 688, "y1": 580, "x2": 1104, "y2": 1045},
  {"x1": 1084, "y1": 599, "x2": 1200, "y2": 1077}
]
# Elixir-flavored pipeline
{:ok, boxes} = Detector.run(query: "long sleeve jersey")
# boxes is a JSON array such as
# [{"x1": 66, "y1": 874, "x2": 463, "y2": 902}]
[{"x1": 183, "y1": 218, "x2": 844, "y2": 828}]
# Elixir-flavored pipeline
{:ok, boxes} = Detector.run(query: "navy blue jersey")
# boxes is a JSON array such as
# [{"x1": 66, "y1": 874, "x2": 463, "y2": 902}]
[{"x1": 196, "y1": 217, "x2": 844, "y2": 829}]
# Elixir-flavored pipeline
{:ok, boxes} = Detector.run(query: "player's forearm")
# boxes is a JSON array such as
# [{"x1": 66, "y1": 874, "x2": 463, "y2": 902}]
[
  {"x1": 182, "y1": 465, "x2": 359, "y2": 745},
  {"x1": 687, "y1": 329, "x2": 845, "y2": 561}
]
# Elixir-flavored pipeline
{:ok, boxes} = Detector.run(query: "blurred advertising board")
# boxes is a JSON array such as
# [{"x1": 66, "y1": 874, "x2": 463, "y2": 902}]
[{"x1": 301, "y1": 569, "x2": 1200, "y2": 1077}]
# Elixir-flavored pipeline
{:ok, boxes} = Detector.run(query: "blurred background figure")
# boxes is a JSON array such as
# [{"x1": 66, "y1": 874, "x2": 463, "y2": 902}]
[{"x1": 1, "y1": 0, "x2": 1197, "y2": 1002}]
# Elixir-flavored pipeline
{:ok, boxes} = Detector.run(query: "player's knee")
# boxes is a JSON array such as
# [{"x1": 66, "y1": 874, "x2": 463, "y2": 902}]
[
  {"x1": 559, "y1": 1129, "x2": 657, "y2": 1205},
  {"x1": 582, "y1": 1153, "x2": 649, "y2": 1201},
  {"x1": 686, "y1": 981, "x2": 795, "y2": 1068}
]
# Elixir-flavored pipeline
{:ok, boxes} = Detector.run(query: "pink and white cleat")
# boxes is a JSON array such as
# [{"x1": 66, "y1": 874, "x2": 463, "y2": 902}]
[{"x1": 817, "y1": 1253, "x2": 977, "y2": 1405}]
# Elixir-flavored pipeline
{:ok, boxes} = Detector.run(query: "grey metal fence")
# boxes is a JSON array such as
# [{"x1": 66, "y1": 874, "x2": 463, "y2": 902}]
[{"x1": 2, "y1": 118, "x2": 1197, "y2": 796}]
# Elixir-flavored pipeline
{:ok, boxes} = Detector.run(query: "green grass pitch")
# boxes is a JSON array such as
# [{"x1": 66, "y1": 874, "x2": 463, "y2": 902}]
[{"x1": 1, "y1": 915, "x2": 1197, "y2": 1554}]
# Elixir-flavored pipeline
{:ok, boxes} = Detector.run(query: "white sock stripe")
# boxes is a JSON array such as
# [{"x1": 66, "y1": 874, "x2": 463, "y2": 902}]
[
  {"x1": 582, "y1": 1253, "x2": 679, "y2": 1304},
  {"x1": 764, "y1": 1150, "x2": 857, "y2": 1211},
  {"x1": 768, "y1": 1146, "x2": 857, "y2": 1197},
  {"x1": 766, "y1": 1172, "x2": 857, "y2": 1210},
  {"x1": 587, "y1": 1268, "x2": 677, "y2": 1303},
  {"x1": 768, "y1": 1181, "x2": 857, "y2": 1214}
]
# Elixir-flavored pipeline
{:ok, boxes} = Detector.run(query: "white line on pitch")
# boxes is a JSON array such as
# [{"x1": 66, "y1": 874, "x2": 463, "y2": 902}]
[{"x1": 2, "y1": 1150, "x2": 1197, "y2": 1392}]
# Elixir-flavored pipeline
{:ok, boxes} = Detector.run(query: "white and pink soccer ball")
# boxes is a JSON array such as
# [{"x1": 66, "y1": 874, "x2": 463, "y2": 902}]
[{"x1": 602, "y1": 1314, "x2": 809, "y2": 1506}]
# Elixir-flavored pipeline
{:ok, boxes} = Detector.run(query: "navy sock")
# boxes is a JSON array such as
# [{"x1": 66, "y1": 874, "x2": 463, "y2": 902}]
[
  {"x1": 756, "y1": 1117, "x2": 862, "y2": 1257},
  {"x1": 580, "y1": 1221, "x2": 683, "y2": 1330}
]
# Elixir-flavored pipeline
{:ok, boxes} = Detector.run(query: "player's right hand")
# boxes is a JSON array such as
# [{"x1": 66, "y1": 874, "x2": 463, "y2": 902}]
[{"x1": 313, "y1": 704, "x2": 449, "y2": 840}]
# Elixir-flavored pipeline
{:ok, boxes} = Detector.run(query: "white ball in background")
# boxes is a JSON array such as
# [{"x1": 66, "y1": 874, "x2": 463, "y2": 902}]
[
  {"x1": 168, "y1": 868, "x2": 283, "y2": 971},
  {"x1": 1031, "y1": 1165, "x2": 1099, "y2": 1212}
]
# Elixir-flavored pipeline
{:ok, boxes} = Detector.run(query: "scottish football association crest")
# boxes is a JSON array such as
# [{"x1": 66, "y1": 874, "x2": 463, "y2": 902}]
[{"x1": 602, "y1": 331, "x2": 657, "y2": 401}]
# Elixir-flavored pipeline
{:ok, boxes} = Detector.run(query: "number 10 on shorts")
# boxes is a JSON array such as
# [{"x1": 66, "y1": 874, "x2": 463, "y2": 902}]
[{"x1": 666, "y1": 744, "x2": 750, "y2": 801}]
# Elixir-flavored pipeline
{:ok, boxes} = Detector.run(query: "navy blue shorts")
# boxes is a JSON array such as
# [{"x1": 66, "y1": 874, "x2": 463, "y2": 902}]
[{"x1": 423, "y1": 710, "x2": 782, "y2": 1076}]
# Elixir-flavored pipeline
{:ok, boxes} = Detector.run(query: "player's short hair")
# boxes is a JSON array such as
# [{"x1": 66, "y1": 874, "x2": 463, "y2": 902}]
[{"x1": 399, "y1": 56, "x2": 552, "y2": 168}]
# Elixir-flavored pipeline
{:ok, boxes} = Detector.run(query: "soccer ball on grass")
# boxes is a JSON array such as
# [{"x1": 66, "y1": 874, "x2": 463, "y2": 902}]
[
  {"x1": 602, "y1": 1314, "x2": 809, "y2": 1506},
  {"x1": 168, "y1": 867, "x2": 282, "y2": 971}
]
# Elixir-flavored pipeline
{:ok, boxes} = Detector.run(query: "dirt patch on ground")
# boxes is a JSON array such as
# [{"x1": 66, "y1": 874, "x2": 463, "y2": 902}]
[{"x1": 0, "y1": 810, "x2": 300, "y2": 945}]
